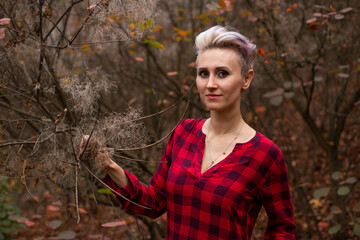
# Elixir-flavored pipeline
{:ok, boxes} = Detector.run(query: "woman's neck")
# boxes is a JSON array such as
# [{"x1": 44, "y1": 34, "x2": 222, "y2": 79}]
[{"x1": 208, "y1": 109, "x2": 243, "y2": 135}]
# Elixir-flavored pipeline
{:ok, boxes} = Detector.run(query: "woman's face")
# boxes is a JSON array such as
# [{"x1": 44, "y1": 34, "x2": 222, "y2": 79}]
[{"x1": 196, "y1": 48, "x2": 253, "y2": 113}]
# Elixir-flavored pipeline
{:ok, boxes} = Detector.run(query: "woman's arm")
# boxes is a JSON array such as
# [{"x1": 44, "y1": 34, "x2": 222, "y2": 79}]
[
  {"x1": 103, "y1": 159, "x2": 128, "y2": 187},
  {"x1": 101, "y1": 121, "x2": 183, "y2": 218},
  {"x1": 260, "y1": 150, "x2": 296, "y2": 239}
]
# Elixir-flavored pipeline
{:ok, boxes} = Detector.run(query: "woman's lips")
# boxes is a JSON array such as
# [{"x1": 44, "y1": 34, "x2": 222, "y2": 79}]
[{"x1": 206, "y1": 94, "x2": 221, "y2": 99}]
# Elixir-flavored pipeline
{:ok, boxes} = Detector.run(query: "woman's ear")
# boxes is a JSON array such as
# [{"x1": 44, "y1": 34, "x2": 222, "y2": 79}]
[{"x1": 241, "y1": 70, "x2": 254, "y2": 90}]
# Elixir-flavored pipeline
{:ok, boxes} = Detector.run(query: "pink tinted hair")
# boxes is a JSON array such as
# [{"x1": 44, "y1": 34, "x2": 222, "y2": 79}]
[{"x1": 195, "y1": 26, "x2": 257, "y2": 75}]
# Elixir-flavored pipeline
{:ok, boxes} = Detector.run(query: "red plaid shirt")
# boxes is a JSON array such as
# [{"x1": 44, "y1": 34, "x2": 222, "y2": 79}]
[{"x1": 104, "y1": 119, "x2": 295, "y2": 239}]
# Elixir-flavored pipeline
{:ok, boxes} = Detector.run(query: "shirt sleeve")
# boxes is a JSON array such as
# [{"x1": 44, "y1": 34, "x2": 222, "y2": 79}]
[
  {"x1": 102, "y1": 121, "x2": 181, "y2": 219},
  {"x1": 260, "y1": 149, "x2": 296, "y2": 239}
]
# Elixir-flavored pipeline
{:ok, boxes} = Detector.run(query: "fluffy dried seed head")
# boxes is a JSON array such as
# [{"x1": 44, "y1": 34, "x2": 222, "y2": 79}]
[{"x1": 60, "y1": 67, "x2": 116, "y2": 115}]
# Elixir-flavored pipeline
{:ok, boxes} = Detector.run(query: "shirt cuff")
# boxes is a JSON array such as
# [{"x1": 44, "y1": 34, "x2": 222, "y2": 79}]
[{"x1": 102, "y1": 169, "x2": 138, "y2": 199}]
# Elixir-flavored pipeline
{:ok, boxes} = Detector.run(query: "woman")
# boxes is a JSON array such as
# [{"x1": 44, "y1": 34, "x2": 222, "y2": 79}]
[{"x1": 84, "y1": 26, "x2": 295, "y2": 239}]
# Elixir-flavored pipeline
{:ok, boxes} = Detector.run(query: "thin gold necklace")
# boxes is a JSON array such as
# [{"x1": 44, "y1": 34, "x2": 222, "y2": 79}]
[{"x1": 206, "y1": 120, "x2": 244, "y2": 170}]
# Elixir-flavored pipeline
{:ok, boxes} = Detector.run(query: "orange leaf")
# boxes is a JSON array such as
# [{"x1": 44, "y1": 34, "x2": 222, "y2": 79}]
[
  {"x1": 129, "y1": 23, "x2": 135, "y2": 29},
  {"x1": 129, "y1": 31, "x2": 137, "y2": 36},
  {"x1": 79, "y1": 208, "x2": 87, "y2": 214},
  {"x1": 257, "y1": 48, "x2": 265, "y2": 56},
  {"x1": 241, "y1": 12, "x2": 250, "y2": 17},
  {"x1": 47, "y1": 205, "x2": 60, "y2": 211},
  {"x1": 188, "y1": 62, "x2": 196, "y2": 67},
  {"x1": 147, "y1": 35, "x2": 155, "y2": 39},
  {"x1": 167, "y1": 72, "x2": 178, "y2": 76},
  {"x1": 276, "y1": 61, "x2": 285, "y2": 66},
  {"x1": 264, "y1": 60, "x2": 270, "y2": 64},
  {"x1": 309, "y1": 22, "x2": 318, "y2": 31},
  {"x1": 179, "y1": 30, "x2": 187, "y2": 37},
  {"x1": 25, "y1": 220, "x2": 36, "y2": 227},
  {"x1": 286, "y1": 3, "x2": 298, "y2": 12},
  {"x1": 255, "y1": 106, "x2": 266, "y2": 113},
  {"x1": 60, "y1": 78, "x2": 71, "y2": 86},
  {"x1": 153, "y1": 25, "x2": 163, "y2": 31},
  {"x1": 329, "y1": 5, "x2": 336, "y2": 12},
  {"x1": 218, "y1": 0, "x2": 226, "y2": 8}
]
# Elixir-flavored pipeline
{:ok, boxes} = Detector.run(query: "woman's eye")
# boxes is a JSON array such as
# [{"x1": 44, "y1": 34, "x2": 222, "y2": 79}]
[
  {"x1": 198, "y1": 70, "x2": 209, "y2": 78},
  {"x1": 217, "y1": 70, "x2": 229, "y2": 78}
]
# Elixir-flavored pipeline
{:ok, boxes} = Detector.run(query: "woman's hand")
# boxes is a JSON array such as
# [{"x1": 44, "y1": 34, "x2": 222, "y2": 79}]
[
  {"x1": 79, "y1": 135, "x2": 114, "y2": 171},
  {"x1": 79, "y1": 135, "x2": 128, "y2": 187}
]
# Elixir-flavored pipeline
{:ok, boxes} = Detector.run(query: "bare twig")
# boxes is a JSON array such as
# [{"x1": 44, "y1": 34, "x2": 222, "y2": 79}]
[
  {"x1": 81, "y1": 162, "x2": 152, "y2": 210},
  {"x1": 115, "y1": 95, "x2": 190, "y2": 151}
]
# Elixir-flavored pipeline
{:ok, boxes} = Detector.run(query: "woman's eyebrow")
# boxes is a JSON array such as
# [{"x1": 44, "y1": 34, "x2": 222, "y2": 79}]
[{"x1": 197, "y1": 66, "x2": 230, "y2": 70}]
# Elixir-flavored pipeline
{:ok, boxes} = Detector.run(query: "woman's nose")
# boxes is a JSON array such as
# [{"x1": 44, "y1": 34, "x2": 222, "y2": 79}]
[{"x1": 206, "y1": 75, "x2": 217, "y2": 89}]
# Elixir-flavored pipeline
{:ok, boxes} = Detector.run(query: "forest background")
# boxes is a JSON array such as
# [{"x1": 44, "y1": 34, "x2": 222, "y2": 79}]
[{"x1": 0, "y1": 0, "x2": 359, "y2": 239}]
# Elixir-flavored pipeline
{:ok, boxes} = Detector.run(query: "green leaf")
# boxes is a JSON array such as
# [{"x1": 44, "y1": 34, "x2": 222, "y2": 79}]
[
  {"x1": 328, "y1": 224, "x2": 342, "y2": 235},
  {"x1": 353, "y1": 202, "x2": 360, "y2": 212},
  {"x1": 0, "y1": 223, "x2": 17, "y2": 233},
  {"x1": 328, "y1": 68, "x2": 340, "y2": 74},
  {"x1": 1, "y1": 219, "x2": 11, "y2": 226},
  {"x1": 330, "y1": 205, "x2": 342, "y2": 214},
  {"x1": 97, "y1": 188, "x2": 112, "y2": 194},
  {"x1": 331, "y1": 171, "x2": 341, "y2": 181},
  {"x1": 346, "y1": 177, "x2": 358, "y2": 184},
  {"x1": 3, "y1": 203, "x2": 13, "y2": 210},
  {"x1": 0, "y1": 232, "x2": 4, "y2": 240},
  {"x1": 270, "y1": 96, "x2": 283, "y2": 106},
  {"x1": 356, "y1": 66, "x2": 360, "y2": 72},
  {"x1": 337, "y1": 186, "x2": 350, "y2": 196},
  {"x1": 354, "y1": 223, "x2": 360, "y2": 236},
  {"x1": 49, "y1": 220, "x2": 62, "y2": 230},
  {"x1": 0, "y1": 212, "x2": 7, "y2": 219},
  {"x1": 56, "y1": 230, "x2": 76, "y2": 239},
  {"x1": 313, "y1": 187, "x2": 330, "y2": 198},
  {"x1": 144, "y1": 39, "x2": 165, "y2": 50},
  {"x1": 284, "y1": 92, "x2": 295, "y2": 99},
  {"x1": 13, "y1": 206, "x2": 21, "y2": 215}
]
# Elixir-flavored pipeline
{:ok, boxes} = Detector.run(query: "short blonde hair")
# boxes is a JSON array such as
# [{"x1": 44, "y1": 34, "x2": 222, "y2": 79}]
[{"x1": 195, "y1": 26, "x2": 257, "y2": 76}]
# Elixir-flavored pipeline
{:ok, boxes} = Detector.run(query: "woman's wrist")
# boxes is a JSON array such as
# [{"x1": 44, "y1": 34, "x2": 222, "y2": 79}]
[{"x1": 102, "y1": 156, "x2": 117, "y2": 172}]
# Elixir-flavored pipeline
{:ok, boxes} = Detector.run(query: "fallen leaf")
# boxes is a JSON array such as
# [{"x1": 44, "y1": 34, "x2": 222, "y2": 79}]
[
  {"x1": 47, "y1": 205, "x2": 60, "y2": 211},
  {"x1": 101, "y1": 221, "x2": 127, "y2": 227},
  {"x1": 25, "y1": 220, "x2": 35, "y2": 227}
]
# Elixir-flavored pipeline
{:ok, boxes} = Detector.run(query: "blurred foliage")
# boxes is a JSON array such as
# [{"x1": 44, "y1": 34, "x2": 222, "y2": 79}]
[
  {"x1": 0, "y1": 178, "x2": 25, "y2": 240},
  {"x1": 0, "y1": 0, "x2": 359, "y2": 239}
]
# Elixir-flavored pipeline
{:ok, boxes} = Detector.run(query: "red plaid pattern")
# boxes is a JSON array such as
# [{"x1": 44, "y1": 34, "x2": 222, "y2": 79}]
[{"x1": 103, "y1": 119, "x2": 295, "y2": 239}]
